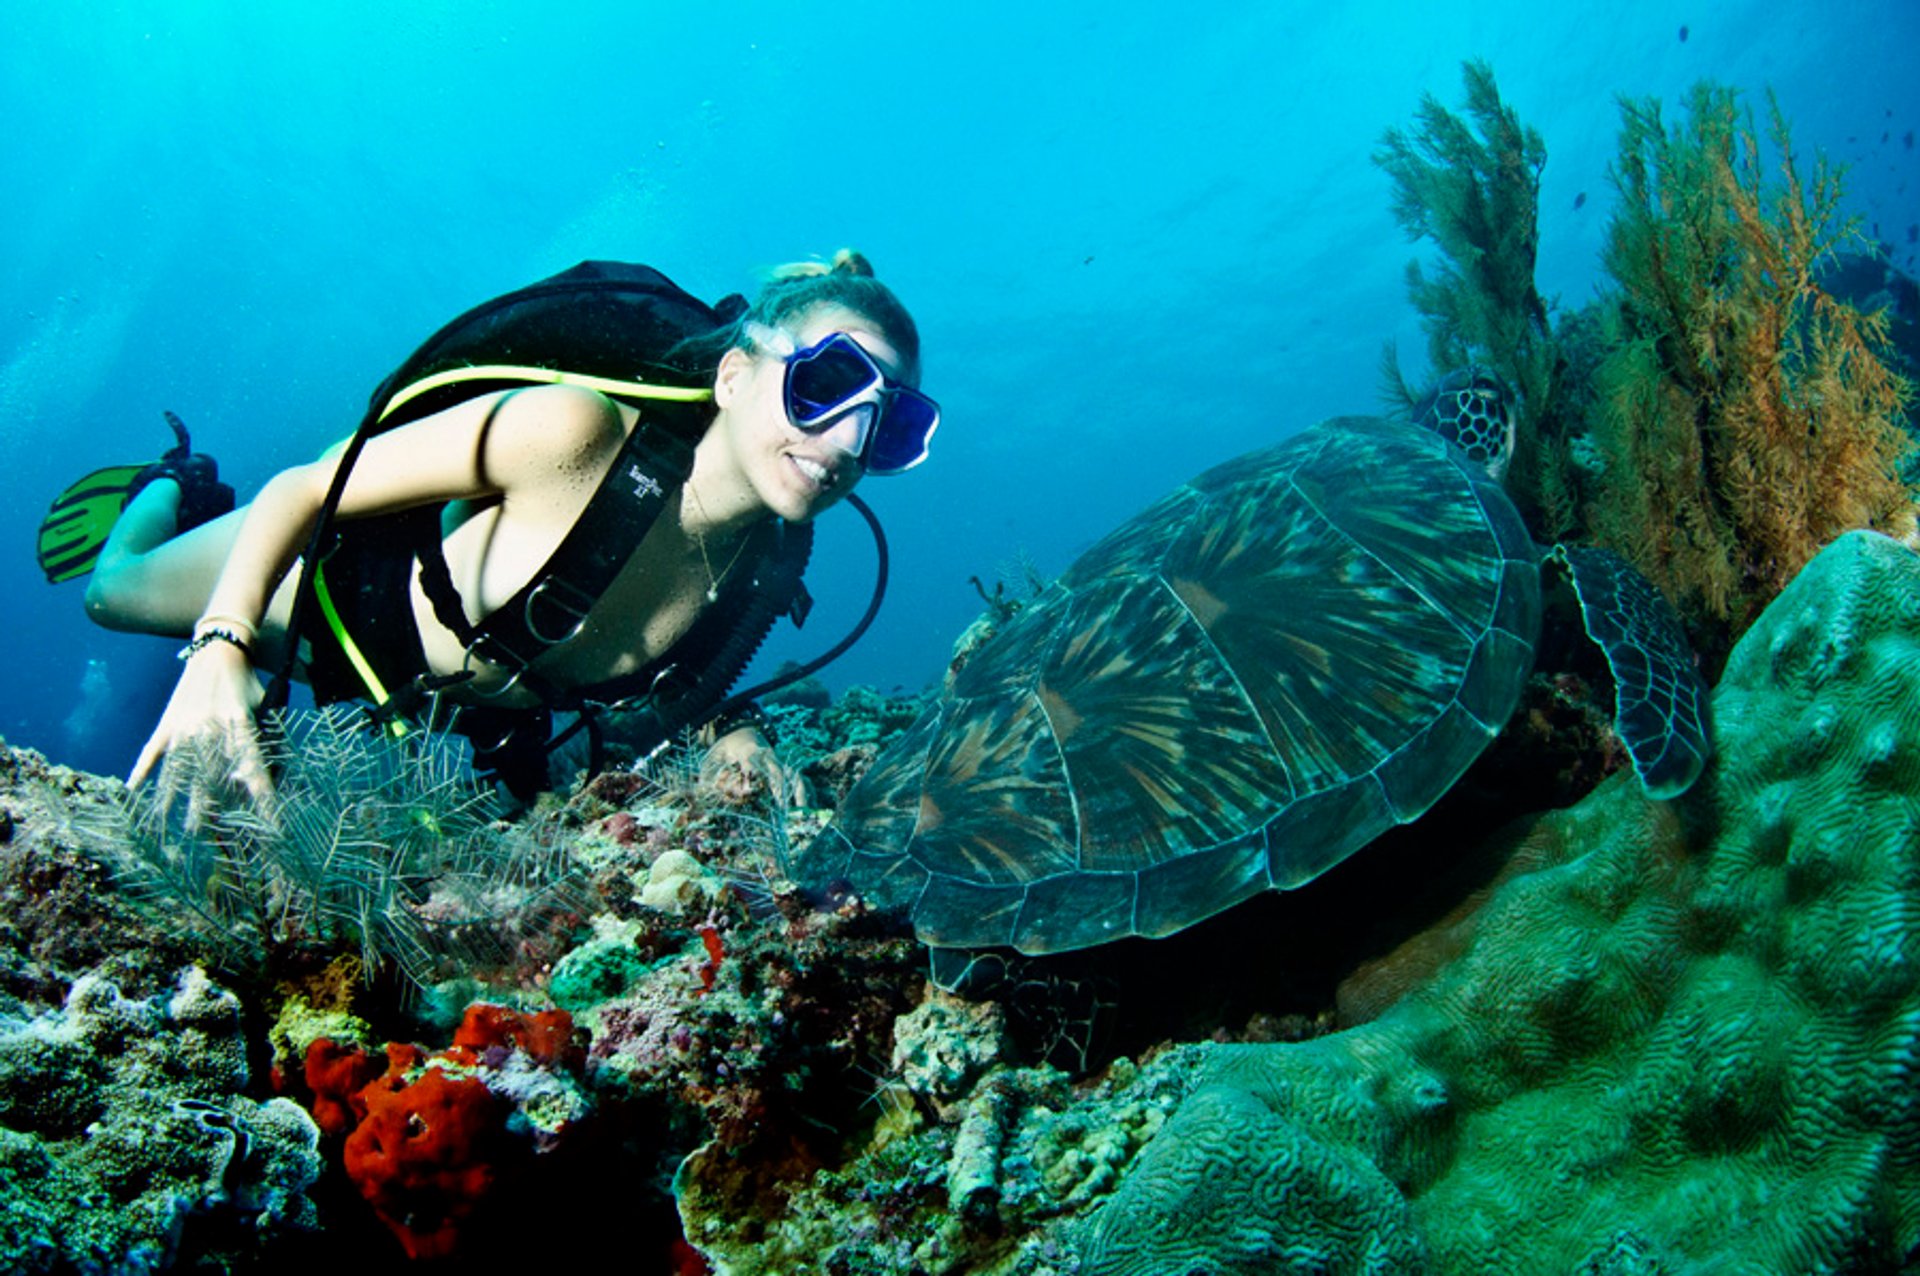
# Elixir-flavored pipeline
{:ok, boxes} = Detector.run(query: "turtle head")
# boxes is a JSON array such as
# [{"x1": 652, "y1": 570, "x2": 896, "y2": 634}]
[{"x1": 1412, "y1": 368, "x2": 1517, "y2": 482}]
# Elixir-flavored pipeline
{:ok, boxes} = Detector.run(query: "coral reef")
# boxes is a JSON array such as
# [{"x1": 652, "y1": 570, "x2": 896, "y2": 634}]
[
  {"x1": 1, "y1": 681, "x2": 939, "y2": 1269},
  {"x1": 0, "y1": 747, "x2": 325, "y2": 1272},
  {"x1": 0, "y1": 966, "x2": 323, "y2": 1273},
  {"x1": 763, "y1": 684, "x2": 932, "y2": 806},
  {"x1": 1589, "y1": 86, "x2": 1917, "y2": 661},
  {"x1": 1079, "y1": 532, "x2": 1920, "y2": 1273},
  {"x1": 57, "y1": 706, "x2": 581, "y2": 992},
  {"x1": 9, "y1": 523, "x2": 1919, "y2": 1272},
  {"x1": 676, "y1": 994, "x2": 1197, "y2": 1276}
]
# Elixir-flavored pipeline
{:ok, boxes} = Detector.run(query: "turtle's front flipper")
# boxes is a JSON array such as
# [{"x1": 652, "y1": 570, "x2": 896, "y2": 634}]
[{"x1": 1550, "y1": 545, "x2": 1712, "y2": 799}]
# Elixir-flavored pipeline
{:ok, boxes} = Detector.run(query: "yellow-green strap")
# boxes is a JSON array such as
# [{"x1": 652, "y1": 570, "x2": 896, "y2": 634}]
[
  {"x1": 311, "y1": 559, "x2": 408, "y2": 737},
  {"x1": 314, "y1": 363, "x2": 710, "y2": 735},
  {"x1": 377, "y1": 363, "x2": 713, "y2": 423}
]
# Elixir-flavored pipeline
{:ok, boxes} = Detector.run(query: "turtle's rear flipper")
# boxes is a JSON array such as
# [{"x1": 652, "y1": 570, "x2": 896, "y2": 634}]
[{"x1": 1552, "y1": 545, "x2": 1712, "y2": 799}]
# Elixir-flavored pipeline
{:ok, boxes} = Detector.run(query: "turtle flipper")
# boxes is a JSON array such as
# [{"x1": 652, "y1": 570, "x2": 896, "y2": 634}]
[{"x1": 1551, "y1": 545, "x2": 1712, "y2": 799}]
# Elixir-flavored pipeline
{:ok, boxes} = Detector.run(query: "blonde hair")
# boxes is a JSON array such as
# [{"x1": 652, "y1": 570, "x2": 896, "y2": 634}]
[
  {"x1": 674, "y1": 248, "x2": 922, "y2": 383},
  {"x1": 767, "y1": 247, "x2": 876, "y2": 282}
]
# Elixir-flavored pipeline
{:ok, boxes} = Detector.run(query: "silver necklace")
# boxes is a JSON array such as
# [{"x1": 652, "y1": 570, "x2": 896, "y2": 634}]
[{"x1": 686, "y1": 483, "x2": 749, "y2": 603}]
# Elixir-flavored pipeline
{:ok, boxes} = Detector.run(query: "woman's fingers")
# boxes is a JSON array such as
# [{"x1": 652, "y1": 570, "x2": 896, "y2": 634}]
[
  {"x1": 129, "y1": 644, "x2": 275, "y2": 826},
  {"x1": 130, "y1": 712, "x2": 278, "y2": 831},
  {"x1": 227, "y1": 723, "x2": 281, "y2": 829},
  {"x1": 128, "y1": 729, "x2": 170, "y2": 791}
]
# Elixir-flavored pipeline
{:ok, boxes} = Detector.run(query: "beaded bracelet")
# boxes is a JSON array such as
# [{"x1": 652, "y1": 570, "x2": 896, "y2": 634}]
[
  {"x1": 712, "y1": 701, "x2": 776, "y2": 744},
  {"x1": 178, "y1": 628, "x2": 253, "y2": 662}
]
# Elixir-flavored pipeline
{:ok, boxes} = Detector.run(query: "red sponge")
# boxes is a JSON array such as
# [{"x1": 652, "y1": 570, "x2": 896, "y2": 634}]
[
  {"x1": 302, "y1": 1039, "x2": 386, "y2": 1138},
  {"x1": 344, "y1": 1059, "x2": 504, "y2": 1261},
  {"x1": 453, "y1": 1002, "x2": 581, "y2": 1069}
]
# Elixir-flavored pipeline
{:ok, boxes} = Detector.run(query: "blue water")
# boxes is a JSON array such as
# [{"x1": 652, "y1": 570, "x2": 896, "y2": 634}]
[{"x1": 3, "y1": 0, "x2": 1916, "y2": 777}]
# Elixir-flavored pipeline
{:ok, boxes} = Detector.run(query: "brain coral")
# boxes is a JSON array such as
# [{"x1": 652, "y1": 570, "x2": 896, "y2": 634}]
[{"x1": 1082, "y1": 530, "x2": 1920, "y2": 1274}]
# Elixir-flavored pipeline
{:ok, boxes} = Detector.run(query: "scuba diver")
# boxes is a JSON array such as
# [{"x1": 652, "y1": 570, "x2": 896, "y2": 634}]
[{"x1": 43, "y1": 250, "x2": 937, "y2": 816}]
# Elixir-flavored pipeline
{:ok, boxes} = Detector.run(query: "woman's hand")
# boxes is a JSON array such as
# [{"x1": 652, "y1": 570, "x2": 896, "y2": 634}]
[
  {"x1": 128, "y1": 639, "x2": 275, "y2": 828},
  {"x1": 702, "y1": 725, "x2": 809, "y2": 807}
]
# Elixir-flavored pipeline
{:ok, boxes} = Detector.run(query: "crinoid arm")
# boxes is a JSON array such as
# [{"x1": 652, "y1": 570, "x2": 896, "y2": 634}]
[
  {"x1": 1552, "y1": 544, "x2": 1713, "y2": 798},
  {"x1": 84, "y1": 707, "x2": 583, "y2": 991}
]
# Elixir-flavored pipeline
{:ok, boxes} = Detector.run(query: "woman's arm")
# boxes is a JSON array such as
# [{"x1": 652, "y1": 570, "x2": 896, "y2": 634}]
[{"x1": 128, "y1": 385, "x2": 625, "y2": 807}]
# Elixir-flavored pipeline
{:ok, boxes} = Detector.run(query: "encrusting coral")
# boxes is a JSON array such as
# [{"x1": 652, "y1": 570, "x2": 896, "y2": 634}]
[
  {"x1": 0, "y1": 966, "x2": 324, "y2": 1272},
  {"x1": 1077, "y1": 532, "x2": 1920, "y2": 1274},
  {"x1": 1588, "y1": 85, "x2": 1916, "y2": 661}
]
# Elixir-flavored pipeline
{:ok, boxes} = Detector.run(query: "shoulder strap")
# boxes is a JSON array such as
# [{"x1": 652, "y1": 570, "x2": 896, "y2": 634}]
[
  {"x1": 414, "y1": 409, "x2": 703, "y2": 702},
  {"x1": 270, "y1": 261, "x2": 724, "y2": 716}
]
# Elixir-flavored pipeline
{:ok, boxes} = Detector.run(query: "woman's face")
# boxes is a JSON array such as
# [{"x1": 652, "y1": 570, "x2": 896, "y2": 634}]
[{"x1": 715, "y1": 305, "x2": 909, "y2": 523}]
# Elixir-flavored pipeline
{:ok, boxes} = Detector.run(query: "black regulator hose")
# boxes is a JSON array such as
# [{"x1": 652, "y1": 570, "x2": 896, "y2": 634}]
[
  {"x1": 536, "y1": 490, "x2": 890, "y2": 764},
  {"x1": 696, "y1": 490, "x2": 889, "y2": 729}
]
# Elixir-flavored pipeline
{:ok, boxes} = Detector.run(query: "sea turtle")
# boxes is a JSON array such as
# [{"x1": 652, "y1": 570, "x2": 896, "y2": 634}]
[{"x1": 801, "y1": 375, "x2": 1711, "y2": 959}]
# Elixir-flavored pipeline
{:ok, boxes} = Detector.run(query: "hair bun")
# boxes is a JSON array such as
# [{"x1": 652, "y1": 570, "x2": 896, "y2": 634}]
[
  {"x1": 829, "y1": 248, "x2": 875, "y2": 278},
  {"x1": 767, "y1": 249, "x2": 876, "y2": 283}
]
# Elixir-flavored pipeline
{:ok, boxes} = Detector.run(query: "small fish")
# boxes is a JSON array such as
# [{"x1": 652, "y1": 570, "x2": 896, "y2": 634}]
[
  {"x1": 1678, "y1": 24, "x2": 1688, "y2": 41},
  {"x1": 1906, "y1": 130, "x2": 1915, "y2": 150},
  {"x1": 1908, "y1": 224, "x2": 1918, "y2": 244},
  {"x1": 1573, "y1": 191, "x2": 1588, "y2": 211}
]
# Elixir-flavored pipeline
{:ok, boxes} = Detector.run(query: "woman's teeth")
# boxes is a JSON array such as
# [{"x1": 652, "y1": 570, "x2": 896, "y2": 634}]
[{"x1": 792, "y1": 455, "x2": 830, "y2": 488}]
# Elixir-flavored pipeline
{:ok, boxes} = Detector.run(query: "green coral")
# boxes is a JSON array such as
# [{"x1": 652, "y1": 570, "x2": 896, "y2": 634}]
[
  {"x1": 0, "y1": 965, "x2": 323, "y2": 1271},
  {"x1": 1077, "y1": 532, "x2": 1920, "y2": 1274},
  {"x1": 1376, "y1": 58, "x2": 1549, "y2": 385},
  {"x1": 266, "y1": 994, "x2": 375, "y2": 1078},
  {"x1": 548, "y1": 919, "x2": 668, "y2": 1012},
  {"x1": 1375, "y1": 58, "x2": 1574, "y2": 537}
]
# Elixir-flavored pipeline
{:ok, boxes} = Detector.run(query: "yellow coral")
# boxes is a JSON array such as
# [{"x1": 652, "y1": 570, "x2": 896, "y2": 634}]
[{"x1": 1590, "y1": 85, "x2": 1917, "y2": 663}]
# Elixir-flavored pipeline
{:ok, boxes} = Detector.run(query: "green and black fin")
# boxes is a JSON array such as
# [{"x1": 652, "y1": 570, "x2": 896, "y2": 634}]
[
  {"x1": 36, "y1": 409, "x2": 232, "y2": 584},
  {"x1": 1551, "y1": 544, "x2": 1713, "y2": 799},
  {"x1": 37, "y1": 462, "x2": 149, "y2": 582}
]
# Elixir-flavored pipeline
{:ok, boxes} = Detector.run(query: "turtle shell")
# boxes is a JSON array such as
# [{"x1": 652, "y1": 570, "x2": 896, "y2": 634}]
[{"x1": 804, "y1": 415, "x2": 1544, "y2": 955}]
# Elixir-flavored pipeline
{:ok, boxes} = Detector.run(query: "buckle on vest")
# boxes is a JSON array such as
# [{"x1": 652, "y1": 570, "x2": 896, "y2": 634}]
[
  {"x1": 524, "y1": 576, "x2": 595, "y2": 645},
  {"x1": 463, "y1": 635, "x2": 534, "y2": 699}
]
